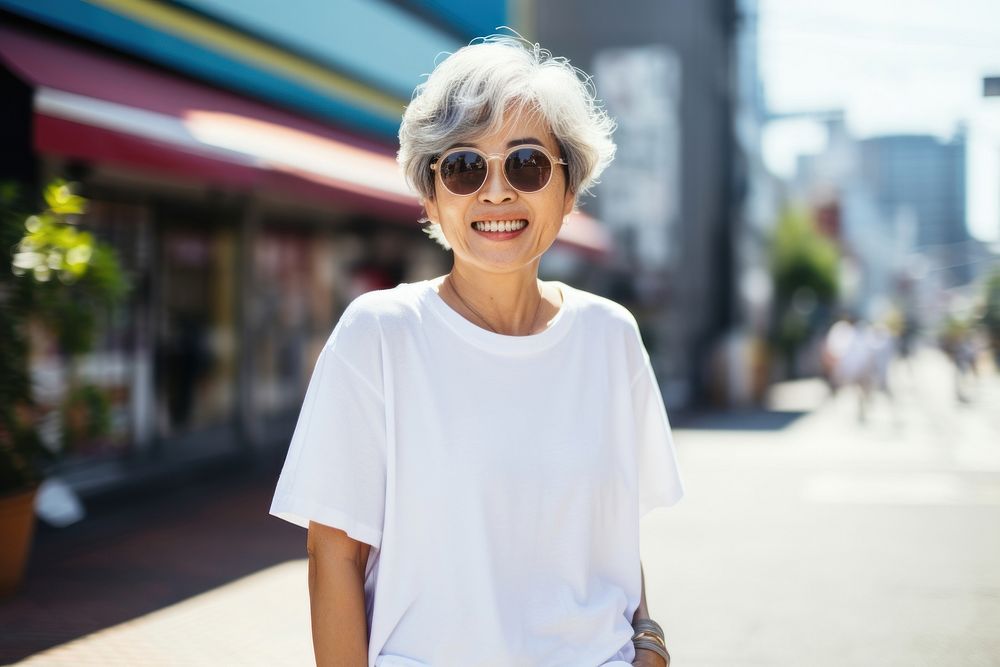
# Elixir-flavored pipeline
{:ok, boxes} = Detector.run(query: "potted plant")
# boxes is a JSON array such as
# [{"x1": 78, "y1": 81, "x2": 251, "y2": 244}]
[{"x1": 0, "y1": 179, "x2": 128, "y2": 596}]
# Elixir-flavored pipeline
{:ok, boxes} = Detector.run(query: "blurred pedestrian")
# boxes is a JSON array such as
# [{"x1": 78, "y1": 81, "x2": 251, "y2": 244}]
[
  {"x1": 951, "y1": 328, "x2": 981, "y2": 403},
  {"x1": 270, "y1": 34, "x2": 679, "y2": 667},
  {"x1": 821, "y1": 315, "x2": 854, "y2": 392},
  {"x1": 823, "y1": 316, "x2": 883, "y2": 422},
  {"x1": 867, "y1": 321, "x2": 901, "y2": 425},
  {"x1": 869, "y1": 323, "x2": 895, "y2": 396}
]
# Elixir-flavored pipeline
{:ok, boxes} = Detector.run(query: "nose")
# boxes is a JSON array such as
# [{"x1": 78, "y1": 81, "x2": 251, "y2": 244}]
[{"x1": 478, "y1": 156, "x2": 515, "y2": 204}]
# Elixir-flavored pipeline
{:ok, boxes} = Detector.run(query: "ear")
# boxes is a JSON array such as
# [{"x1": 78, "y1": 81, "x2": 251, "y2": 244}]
[
  {"x1": 562, "y1": 188, "x2": 575, "y2": 219},
  {"x1": 423, "y1": 195, "x2": 439, "y2": 223}
]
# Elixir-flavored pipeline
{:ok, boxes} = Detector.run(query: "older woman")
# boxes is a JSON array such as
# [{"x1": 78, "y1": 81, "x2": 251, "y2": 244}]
[{"x1": 270, "y1": 34, "x2": 684, "y2": 667}]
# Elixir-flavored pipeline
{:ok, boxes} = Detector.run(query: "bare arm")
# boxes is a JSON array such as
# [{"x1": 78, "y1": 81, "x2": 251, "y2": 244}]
[
  {"x1": 631, "y1": 560, "x2": 669, "y2": 666},
  {"x1": 306, "y1": 521, "x2": 372, "y2": 667},
  {"x1": 631, "y1": 559, "x2": 652, "y2": 625}
]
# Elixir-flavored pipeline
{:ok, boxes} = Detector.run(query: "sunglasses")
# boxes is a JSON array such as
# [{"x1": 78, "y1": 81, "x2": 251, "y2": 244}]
[{"x1": 430, "y1": 144, "x2": 568, "y2": 196}]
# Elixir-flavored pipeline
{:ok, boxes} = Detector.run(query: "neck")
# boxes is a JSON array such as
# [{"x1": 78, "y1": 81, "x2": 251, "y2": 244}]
[{"x1": 445, "y1": 263, "x2": 546, "y2": 335}]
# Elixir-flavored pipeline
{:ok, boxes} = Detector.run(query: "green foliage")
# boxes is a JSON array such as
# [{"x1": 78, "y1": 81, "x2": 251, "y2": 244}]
[
  {"x1": 11, "y1": 180, "x2": 128, "y2": 355},
  {"x1": 0, "y1": 184, "x2": 51, "y2": 492},
  {"x1": 0, "y1": 180, "x2": 130, "y2": 494},
  {"x1": 62, "y1": 383, "x2": 113, "y2": 449},
  {"x1": 770, "y1": 206, "x2": 839, "y2": 304},
  {"x1": 983, "y1": 269, "x2": 1000, "y2": 353},
  {"x1": 768, "y1": 206, "x2": 840, "y2": 374}
]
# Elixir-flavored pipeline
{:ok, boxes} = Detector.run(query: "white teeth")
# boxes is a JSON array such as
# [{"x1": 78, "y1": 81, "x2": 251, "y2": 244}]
[{"x1": 473, "y1": 220, "x2": 527, "y2": 232}]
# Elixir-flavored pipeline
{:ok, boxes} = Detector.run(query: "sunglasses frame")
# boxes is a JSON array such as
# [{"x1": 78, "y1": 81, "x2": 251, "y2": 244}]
[{"x1": 430, "y1": 144, "x2": 568, "y2": 197}]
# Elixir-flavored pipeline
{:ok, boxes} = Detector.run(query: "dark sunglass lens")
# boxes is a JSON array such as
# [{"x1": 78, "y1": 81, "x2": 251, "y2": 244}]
[
  {"x1": 505, "y1": 148, "x2": 552, "y2": 192},
  {"x1": 439, "y1": 151, "x2": 487, "y2": 195}
]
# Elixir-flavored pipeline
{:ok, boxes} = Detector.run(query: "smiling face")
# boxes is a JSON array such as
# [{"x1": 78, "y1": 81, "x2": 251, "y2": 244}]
[{"x1": 423, "y1": 109, "x2": 575, "y2": 276}]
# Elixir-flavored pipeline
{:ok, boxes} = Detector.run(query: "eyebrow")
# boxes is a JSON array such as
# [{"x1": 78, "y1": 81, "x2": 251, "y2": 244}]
[{"x1": 444, "y1": 137, "x2": 543, "y2": 151}]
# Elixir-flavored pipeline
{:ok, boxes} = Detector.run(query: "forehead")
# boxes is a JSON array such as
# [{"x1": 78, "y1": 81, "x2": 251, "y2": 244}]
[{"x1": 447, "y1": 110, "x2": 559, "y2": 153}]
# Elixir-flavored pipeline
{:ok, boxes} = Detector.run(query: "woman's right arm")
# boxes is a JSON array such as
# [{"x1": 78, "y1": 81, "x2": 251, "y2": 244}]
[{"x1": 307, "y1": 521, "x2": 373, "y2": 667}]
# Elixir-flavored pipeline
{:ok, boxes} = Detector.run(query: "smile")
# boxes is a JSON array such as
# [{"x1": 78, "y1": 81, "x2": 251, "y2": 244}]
[{"x1": 471, "y1": 219, "x2": 528, "y2": 232}]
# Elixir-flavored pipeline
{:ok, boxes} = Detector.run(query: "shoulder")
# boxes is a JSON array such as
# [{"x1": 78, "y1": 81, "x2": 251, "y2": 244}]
[
  {"x1": 561, "y1": 283, "x2": 650, "y2": 378},
  {"x1": 324, "y1": 283, "x2": 422, "y2": 369},
  {"x1": 561, "y1": 283, "x2": 641, "y2": 335},
  {"x1": 338, "y1": 282, "x2": 421, "y2": 329}
]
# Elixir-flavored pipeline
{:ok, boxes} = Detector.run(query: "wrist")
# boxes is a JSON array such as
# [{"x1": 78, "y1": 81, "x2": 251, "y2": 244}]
[
  {"x1": 633, "y1": 646, "x2": 668, "y2": 667},
  {"x1": 631, "y1": 618, "x2": 670, "y2": 666}
]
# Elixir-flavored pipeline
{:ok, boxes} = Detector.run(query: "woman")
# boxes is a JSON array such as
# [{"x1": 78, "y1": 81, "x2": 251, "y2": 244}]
[{"x1": 270, "y1": 34, "x2": 684, "y2": 667}]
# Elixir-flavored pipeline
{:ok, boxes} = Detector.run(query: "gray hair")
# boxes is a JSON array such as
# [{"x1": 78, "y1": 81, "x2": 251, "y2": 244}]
[{"x1": 397, "y1": 33, "x2": 617, "y2": 250}]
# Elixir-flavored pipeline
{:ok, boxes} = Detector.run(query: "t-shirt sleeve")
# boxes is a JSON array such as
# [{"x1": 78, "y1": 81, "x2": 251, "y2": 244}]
[
  {"x1": 269, "y1": 308, "x2": 387, "y2": 549},
  {"x1": 631, "y1": 347, "x2": 685, "y2": 518}
]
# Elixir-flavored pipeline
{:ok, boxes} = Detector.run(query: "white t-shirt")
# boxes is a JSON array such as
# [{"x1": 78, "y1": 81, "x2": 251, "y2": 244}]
[{"x1": 270, "y1": 279, "x2": 684, "y2": 667}]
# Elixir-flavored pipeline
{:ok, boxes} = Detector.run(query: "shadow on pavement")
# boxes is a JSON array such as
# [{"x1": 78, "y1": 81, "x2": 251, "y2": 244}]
[
  {"x1": 0, "y1": 451, "x2": 304, "y2": 664},
  {"x1": 673, "y1": 409, "x2": 808, "y2": 431}
]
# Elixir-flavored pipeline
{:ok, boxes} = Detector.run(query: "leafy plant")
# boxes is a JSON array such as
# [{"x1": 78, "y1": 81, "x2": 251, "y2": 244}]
[
  {"x1": 0, "y1": 180, "x2": 129, "y2": 495},
  {"x1": 12, "y1": 180, "x2": 128, "y2": 353}
]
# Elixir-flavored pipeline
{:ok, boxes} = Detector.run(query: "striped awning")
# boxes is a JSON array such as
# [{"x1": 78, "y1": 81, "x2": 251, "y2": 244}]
[{"x1": 0, "y1": 25, "x2": 612, "y2": 255}]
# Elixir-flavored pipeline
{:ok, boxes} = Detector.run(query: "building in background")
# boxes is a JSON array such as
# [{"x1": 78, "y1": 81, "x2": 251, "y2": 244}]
[
  {"x1": 534, "y1": 0, "x2": 741, "y2": 410},
  {"x1": 789, "y1": 115, "x2": 987, "y2": 333},
  {"x1": 727, "y1": 0, "x2": 780, "y2": 404},
  {"x1": 0, "y1": 0, "x2": 611, "y2": 497},
  {"x1": 858, "y1": 133, "x2": 970, "y2": 288}
]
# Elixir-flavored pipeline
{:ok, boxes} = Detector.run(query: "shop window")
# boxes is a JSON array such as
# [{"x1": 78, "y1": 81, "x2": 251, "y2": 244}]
[
  {"x1": 251, "y1": 226, "x2": 346, "y2": 417},
  {"x1": 154, "y1": 221, "x2": 238, "y2": 436}
]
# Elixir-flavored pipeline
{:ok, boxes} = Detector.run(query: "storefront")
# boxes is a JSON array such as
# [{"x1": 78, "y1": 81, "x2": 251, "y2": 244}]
[{"x1": 0, "y1": 21, "x2": 612, "y2": 495}]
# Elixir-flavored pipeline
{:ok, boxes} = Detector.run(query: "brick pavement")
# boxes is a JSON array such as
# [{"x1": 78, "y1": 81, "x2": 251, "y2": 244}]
[
  {"x1": 0, "y1": 454, "x2": 309, "y2": 665},
  {"x1": 11, "y1": 561, "x2": 314, "y2": 666}
]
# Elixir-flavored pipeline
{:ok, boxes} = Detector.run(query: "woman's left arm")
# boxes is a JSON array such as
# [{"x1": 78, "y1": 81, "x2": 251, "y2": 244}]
[{"x1": 631, "y1": 560, "x2": 670, "y2": 667}]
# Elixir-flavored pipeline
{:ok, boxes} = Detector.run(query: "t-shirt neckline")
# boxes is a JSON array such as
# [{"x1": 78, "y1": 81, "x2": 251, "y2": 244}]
[{"x1": 415, "y1": 278, "x2": 576, "y2": 355}]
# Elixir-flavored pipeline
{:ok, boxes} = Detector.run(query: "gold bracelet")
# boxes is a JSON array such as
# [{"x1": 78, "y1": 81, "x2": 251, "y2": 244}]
[{"x1": 632, "y1": 618, "x2": 665, "y2": 637}]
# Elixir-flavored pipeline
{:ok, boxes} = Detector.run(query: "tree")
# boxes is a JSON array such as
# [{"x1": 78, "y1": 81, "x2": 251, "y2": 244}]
[
  {"x1": 769, "y1": 206, "x2": 840, "y2": 378},
  {"x1": 983, "y1": 269, "x2": 1000, "y2": 365}
]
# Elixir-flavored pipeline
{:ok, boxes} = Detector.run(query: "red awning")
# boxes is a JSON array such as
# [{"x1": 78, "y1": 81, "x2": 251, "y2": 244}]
[{"x1": 0, "y1": 26, "x2": 612, "y2": 255}]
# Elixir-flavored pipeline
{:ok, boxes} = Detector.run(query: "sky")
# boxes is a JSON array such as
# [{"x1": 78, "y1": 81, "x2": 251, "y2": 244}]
[{"x1": 757, "y1": 0, "x2": 1000, "y2": 242}]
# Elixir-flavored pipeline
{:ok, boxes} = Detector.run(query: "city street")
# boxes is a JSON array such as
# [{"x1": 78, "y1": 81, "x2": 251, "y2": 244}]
[
  {"x1": 2, "y1": 347, "x2": 998, "y2": 666},
  {"x1": 649, "y1": 346, "x2": 1000, "y2": 666},
  {"x1": 3, "y1": 2, "x2": 999, "y2": 666}
]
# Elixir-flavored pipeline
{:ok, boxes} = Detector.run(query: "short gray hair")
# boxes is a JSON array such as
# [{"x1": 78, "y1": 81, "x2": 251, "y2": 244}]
[{"x1": 397, "y1": 33, "x2": 617, "y2": 249}]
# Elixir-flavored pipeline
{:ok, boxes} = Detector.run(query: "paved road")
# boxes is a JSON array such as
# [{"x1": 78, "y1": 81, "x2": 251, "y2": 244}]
[
  {"x1": 2, "y1": 347, "x2": 997, "y2": 666},
  {"x1": 646, "y1": 347, "x2": 1000, "y2": 666}
]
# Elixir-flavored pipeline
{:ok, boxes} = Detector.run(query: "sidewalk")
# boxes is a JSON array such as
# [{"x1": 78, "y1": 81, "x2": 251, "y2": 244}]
[
  {"x1": 0, "y1": 454, "x2": 310, "y2": 665},
  {"x1": 643, "y1": 347, "x2": 1000, "y2": 666},
  {"x1": 8, "y1": 562, "x2": 313, "y2": 666},
  {"x1": 2, "y1": 347, "x2": 997, "y2": 666}
]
